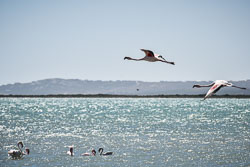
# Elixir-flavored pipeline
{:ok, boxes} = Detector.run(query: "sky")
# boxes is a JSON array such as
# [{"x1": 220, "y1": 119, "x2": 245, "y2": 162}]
[{"x1": 0, "y1": 0, "x2": 250, "y2": 85}]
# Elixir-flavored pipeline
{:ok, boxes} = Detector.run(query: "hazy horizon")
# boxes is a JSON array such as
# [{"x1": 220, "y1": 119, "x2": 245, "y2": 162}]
[
  {"x1": 1, "y1": 77, "x2": 250, "y2": 86},
  {"x1": 1, "y1": 78, "x2": 249, "y2": 95},
  {"x1": 1, "y1": 0, "x2": 250, "y2": 85}
]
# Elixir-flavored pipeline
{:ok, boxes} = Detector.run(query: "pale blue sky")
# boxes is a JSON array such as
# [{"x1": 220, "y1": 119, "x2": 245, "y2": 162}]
[{"x1": 0, "y1": 0, "x2": 250, "y2": 85}]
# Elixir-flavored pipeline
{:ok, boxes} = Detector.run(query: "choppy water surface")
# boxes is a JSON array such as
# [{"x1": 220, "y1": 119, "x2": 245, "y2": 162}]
[{"x1": 0, "y1": 98, "x2": 249, "y2": 167}]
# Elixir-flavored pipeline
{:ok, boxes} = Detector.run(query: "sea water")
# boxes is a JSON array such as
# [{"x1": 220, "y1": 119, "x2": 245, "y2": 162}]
[{"x1": 0, "y1": 98, "x2": 249, "y2": 167}]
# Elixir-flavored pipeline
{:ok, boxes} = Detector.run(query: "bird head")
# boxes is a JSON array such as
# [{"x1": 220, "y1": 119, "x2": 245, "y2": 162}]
[
  {"x1": 18, "y1": 141, "x2": 24, "y2": 148},
  {"x1": 25, "y1": 148, "x2": 30, "y2": 155},
  {"x1": 92, "y1": 149, "x2": 96, "y2": 155},
  {"x1": 124, "y1": 57, "x2": 132, "y2": 60},
  {"x1": 193, "y1": 85, "x2": 201, "y2": 88}
]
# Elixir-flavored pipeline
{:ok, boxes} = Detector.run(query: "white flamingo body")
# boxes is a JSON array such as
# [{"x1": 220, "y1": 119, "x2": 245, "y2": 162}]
[
  {"x1": 8, "y1": 142, "x2": 30, "y2": 159},
  {"x1": 82, "y1": 153, "x2": 91, "y2": 156},
  {"x1": 67, "y1": 151, "x2": 74, "y2": 156},
  {"x1": 193, "y1": 80, "x2": 246, "y2": 100},
  {"x1": 205, "y1": 80, "x2": 230, "y2": 99},
  {"x1": 8, "y1": 149, "x2": 23, "y2": 158},
  {"x1": 124, "y1": 49, "x2": 175, "y2": 65},
  {"x1": 142, "y1": 53, "x2": 160, "y2": 62},
  {"x1": 67, "y1": 146, "x2": 74, "y2": 156},
  {"x1": 81, "y1": 149, "x2": 96, "y2": 156}
]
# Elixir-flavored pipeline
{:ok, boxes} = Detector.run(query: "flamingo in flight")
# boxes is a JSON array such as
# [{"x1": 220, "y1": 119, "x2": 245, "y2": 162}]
[
  {"x1": 124, "y1": 49, "x2": 175, "y2": 65},
  {"x1": 8, "y1": 141, "x2": 30, "y2": 159},
  {"x1": 193, "y1": 80, "x2": 246, "y2": 100}
]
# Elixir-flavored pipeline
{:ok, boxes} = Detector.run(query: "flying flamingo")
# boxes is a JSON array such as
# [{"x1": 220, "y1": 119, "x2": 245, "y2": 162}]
[
  {"x1": 193, "y1": 80, "x2": 246, "y2": 100},
  {"x1": 8, "y1": 141, "x2": 30, "y2": 159},
  {"x1": 81, "y1": 149, "x2": 96, "y2": 156},
  {"x1": 124, "y1": 49, "x2": 175, "y2": 65},
  {"x1": 98, "y1": 148, "x2": 113, "y2": 156}
]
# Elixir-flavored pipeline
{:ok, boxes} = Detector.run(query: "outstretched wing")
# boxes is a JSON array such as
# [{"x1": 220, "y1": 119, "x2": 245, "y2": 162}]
[
  {"x1": 140, "y1": 49, "x2": 154, "y2": 57},
  {"x1": 204, "y1": 83, "x2": 223, "y2": 99}
]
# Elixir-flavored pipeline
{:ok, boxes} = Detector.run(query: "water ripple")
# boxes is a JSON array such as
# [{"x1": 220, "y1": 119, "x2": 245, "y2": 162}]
[{"x1": 0, "y1": 98, "x2": 249, "y2": 166}]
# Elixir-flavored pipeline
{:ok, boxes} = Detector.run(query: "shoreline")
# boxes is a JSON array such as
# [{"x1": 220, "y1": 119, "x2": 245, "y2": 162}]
[{"x1": 0, "y1": 94, "x2": 250, "y2": 98}]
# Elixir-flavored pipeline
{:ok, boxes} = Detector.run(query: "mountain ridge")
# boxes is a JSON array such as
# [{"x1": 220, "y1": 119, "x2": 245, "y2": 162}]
[{"x1": 0, "y1": 78, "x2": 249, "y2": 95}]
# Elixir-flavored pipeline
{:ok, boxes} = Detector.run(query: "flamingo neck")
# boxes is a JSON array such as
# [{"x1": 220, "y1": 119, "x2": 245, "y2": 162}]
[
  {"x1": 132, "y1": 58, "x2": 143, "y2": 61},
  {"x1": 100, "y1": 148, "x2": 103, "y2": 155},
  {"x1": 18, "y1": 144, "x2": 22, "y2": 152},
  {"x1": 69, "y1": 148, "x2": 73, "y2": 156}
]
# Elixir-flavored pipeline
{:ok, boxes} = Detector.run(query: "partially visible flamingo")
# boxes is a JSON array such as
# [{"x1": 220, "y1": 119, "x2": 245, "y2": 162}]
[
  {"x1": 8, "y1": 141, "x2": 30, "y2": 159},
  {"x1": 81, "y1": 149, "x2": 96, "y2": 156},
  {"x1": 98, "y1": 148, "x2": 113, "y2": 156},
  {"x1": 193, "y1": 80, "x2": 246, "y2": 100},
  {"x1": 124, "y1": 49, "x2": 175, "y2": 65},
  {"x1": 67, "y1": 146, "x2": 74, "y2": 156}
]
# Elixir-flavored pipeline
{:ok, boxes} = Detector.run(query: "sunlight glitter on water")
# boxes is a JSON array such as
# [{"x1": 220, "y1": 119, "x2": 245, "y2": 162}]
[{"x1": 0, "y1": 98, "x2": 249, "y2": 166}]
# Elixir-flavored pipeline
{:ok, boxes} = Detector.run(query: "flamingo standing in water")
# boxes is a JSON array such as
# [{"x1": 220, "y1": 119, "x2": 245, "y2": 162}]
[
  {"x1": 81, "y1": 149, "x2": 96, "y2": 156},
  {"x1": 98, "y1": 148, "x2": 113, "y2": 156},
  {"x1": 67, "y1": 146, "x2": 74, "y2": 156},
  {"x1": 8, "y1": 141, "x2": 30, "y2": 159},
  {"x1": 124, "y1": 49, "x2": 175, "y2": 65},
  {"x1": 193, "y1": 80, "x2": 246, "y2": 100}
]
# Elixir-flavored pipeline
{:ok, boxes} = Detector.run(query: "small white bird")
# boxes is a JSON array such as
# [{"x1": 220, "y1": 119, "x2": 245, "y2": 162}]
[
  {"x1": 124, "y1": 49, "x2": 175, "y2": 65},
  {"x1": 67, "y1": 146, "x2": 74, "y2": 156},
  {"x1": 8, "y1": 141, "x2": 30, "y2": 159},
  {"x1": 193, "y1": 80, "x2": 246, "y2": 100}
]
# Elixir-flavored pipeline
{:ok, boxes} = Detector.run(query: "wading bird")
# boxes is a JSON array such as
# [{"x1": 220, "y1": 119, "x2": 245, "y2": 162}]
[
  {"x1": 82, "y1": 149, "x2": 96, "y2": 156},
  {"x1": 124, "y1": 49, "x2": 175, "y2": 65},
  {"x1": 67, "y1": 146, "x2": 74, "y2": 156},
  {"x1": 8, "y1": 141, "x2": 30, "y2": 159},
  {"x1": 193, "y1": 80, "x2": 246, "y2": 100},
  {"x1": 98, "y1": 148, "x2": 113, "y2": 156}
]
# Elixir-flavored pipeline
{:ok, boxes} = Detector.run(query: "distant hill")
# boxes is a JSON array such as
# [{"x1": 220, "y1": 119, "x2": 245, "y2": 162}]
[{"x1": 0, "y1": 78, "x2": 249, "y2": 95}]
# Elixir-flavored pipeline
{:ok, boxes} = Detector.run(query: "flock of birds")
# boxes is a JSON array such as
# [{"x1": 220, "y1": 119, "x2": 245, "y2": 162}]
[
  {"x1": 7, "y1": 49, "x2": 247, "y2": 160},
  {"x1": 8, "y1": 142, "x2": 112, "y2": 159},
  {"x1": 66, "y1": 146, "x2": 112, "y2": 156},
  {"x1": 8, "y1": 142, "x2": 30, "y2": 159},
  {"x1": 124, "y1": 49, "x2": 246, "y2": 100}
]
